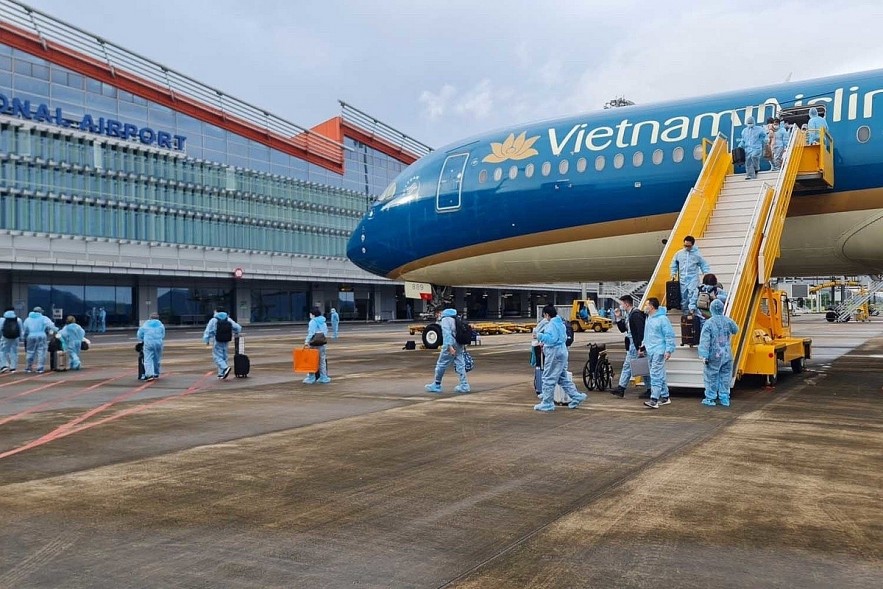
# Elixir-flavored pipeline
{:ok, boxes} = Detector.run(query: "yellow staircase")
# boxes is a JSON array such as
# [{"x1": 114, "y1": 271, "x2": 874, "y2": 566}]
[{"x1": 641, "y1": 128, "x2": 820, "y2": 388}]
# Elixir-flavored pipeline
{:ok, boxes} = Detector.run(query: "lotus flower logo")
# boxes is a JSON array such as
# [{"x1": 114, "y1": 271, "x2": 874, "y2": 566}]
[{"x1": 482, "y1": 131, "x2": 540, "y2": 163}]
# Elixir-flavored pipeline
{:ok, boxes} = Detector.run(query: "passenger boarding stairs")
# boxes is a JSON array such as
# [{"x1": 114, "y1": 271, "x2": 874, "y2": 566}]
[
  {"x1": 640, "y1": 130, "x2": 809, "y2": 389},
  {"x1": 831, "y1": 275, "x2": 883, "y2": 322}
]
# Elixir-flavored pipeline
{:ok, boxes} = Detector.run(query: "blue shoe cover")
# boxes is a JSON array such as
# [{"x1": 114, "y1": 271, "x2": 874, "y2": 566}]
[
  {"x1": 719, "y1": 395, "x2": 730, "y2": 407},
  {"x1": 318, "y1": 376, "x2": 331, "y2": 384},
  {"x1": 302, "y1": 375, "x2": 316, "y2": 384},
  {"x1": 701, "y1": 399, "x2": 716, "y2": 406},
  {"x1": 533, "y1": 401, "x2": 555, "y2": 412},
  {"x1": 568, "y1": 392, "x2": 587, "y2": 409},
  {"x1": 424, "y1": 383, "x2": 442, "y2": 393},
  {"x1": 454, "y1": 384, "x2": 470, "y2": 393}
]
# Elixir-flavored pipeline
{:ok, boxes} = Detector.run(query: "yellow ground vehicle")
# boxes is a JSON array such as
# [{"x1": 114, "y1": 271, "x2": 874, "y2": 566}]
[
  {"x1": 737, "y1": 287, "x2": 812, "y2": 385},
  {"x1": 569, "y1": 300, "x2": 612, "y2": 333}
]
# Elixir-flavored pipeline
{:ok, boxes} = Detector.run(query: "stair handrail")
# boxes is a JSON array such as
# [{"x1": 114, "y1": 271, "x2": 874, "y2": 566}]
[{"x1": 641, "y1": 134, "x2": 731, "y2": 308}]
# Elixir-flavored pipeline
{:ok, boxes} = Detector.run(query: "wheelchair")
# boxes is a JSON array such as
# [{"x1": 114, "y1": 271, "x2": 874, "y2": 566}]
[{"x1": 582, "y1": 343, "x2": 614, "y2": 391}]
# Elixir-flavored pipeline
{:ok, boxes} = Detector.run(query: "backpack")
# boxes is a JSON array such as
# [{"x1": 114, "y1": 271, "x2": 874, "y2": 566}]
[
  {"x1": 697, "y1": 285, "x2": 718, "y2": 311},
  {"x1": 564, "y1": 321, "x2": 574, "y2": 347},
  {"x1": 2, "y1": 318, "x2": 20, "y2": 339},
  {"x1": 453, "y1": 316, "x2": 472, "y2": 346},
  {"x1": 215, "y1": 318, "x2": 233, "y2": 342}
]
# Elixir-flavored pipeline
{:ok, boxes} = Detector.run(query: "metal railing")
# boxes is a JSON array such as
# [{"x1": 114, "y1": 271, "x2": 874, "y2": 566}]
[
  {"x1": 0, "y1": 0, "x2": 347, "y2": 164},
  {"x1": 340, "y1": 101, "x2": 432, "y2": 159}
]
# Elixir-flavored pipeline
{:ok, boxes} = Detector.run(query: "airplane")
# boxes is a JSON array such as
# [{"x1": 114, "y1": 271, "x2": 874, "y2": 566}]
[{"x1": 347, "y1": 69, "x2": 883, "y2": 286}]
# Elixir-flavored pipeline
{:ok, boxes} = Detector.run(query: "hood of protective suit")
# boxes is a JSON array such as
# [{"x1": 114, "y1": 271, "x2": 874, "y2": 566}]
[
  {"x1": 651, "y1": 306, "x2": 668, "y2": 317},
  {"x1": 440, "y1": 308, "x2": 457, "y2": 318},
  {"x1": 710, "y1": 299, "x2": 725, "y2": 316},
  {"x1": 28, "y1": 311, "x2": 44, "y2": 319},
  {"x1": 809, "y1": 107, "x2": 819, "y2": 117},
  {"x1": 215, "y1": 312, "x2": 229, "y2": 321},
  {"x1": 312, "y1": 315, "x2": 327, "y2": 326},
  {"x1": 3, "y1": 310, "x2": 16, "y2": 320},
  {"x1": 745, "y1": 116, "x2": 755, "y2": 126},
  {"x1": 145, "y1": 318, "x2": 163, "y2": 328}
]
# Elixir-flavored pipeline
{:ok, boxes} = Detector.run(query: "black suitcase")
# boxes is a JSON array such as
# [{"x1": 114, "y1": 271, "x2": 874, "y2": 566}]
[
  {"x1": 135, "y1": 342, "x2": 145, "y2": 380},
  {"x1": 532, "y1": 344, "x2": 544, "y2": 395},
  {"x1": 680, "y1": 314, "x2": 701, "y2": 346},
  {"x1": 666, "y1": 279, "x2": 682, "y2": 310},
  {"x1": 233, "y1": 336, "x2": 250, "y2": 378},
  {"x1": 732, "y1": 146, "x2": 746, "y2": 165}
]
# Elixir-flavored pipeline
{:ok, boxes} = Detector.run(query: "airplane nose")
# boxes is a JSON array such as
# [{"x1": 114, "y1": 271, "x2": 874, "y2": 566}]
[{"x1": 347, "y1": 214, "x2": 396, "y2": 278}]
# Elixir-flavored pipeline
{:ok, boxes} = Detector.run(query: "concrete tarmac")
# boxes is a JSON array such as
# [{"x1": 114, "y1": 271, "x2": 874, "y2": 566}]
[{"x1": 0, "y1": 316, "x2": 881, "y2": 588}]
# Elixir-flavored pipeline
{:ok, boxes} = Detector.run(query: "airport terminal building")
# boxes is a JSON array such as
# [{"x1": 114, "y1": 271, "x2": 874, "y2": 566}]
[{"x1": 0, "y1": 1, "x2": 582, "y2": 328}]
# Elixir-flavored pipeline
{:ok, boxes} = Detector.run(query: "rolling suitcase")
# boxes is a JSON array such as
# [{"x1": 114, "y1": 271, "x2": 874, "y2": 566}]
[
  {"x1": 680, "y1": 314, "x2": 701, "y2": 346},
  {"x1": 233, "y1": 336, "x2": 250, "y2": 378},
  {"x1": 532, "y1": 344, "x2": 544, "y2": 395},
  {"x1": 666, "y1": 279, "x2": 682, "y2": 310},
  {"x1": 553, "y1": 371, "x2": 574, "y2": 406},
  {"x1": 135, "y1": 342, "x2": 146, "y2": 380}
]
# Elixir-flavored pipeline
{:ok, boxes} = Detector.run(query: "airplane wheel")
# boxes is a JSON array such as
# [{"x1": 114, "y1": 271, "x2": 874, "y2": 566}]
[
  {"x1": 791, "y1": 358, "x2": 805, "y2": 374},
  {"x1": 422, "y1": 324, "x2": 442, "y2": 349}
]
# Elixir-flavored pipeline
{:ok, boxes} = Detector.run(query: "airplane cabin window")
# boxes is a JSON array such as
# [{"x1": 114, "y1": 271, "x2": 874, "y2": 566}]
[
  {"x1": 652, "y1": 149, "x2": 664, "y2": 165},
  {"x1": 558, "y1": 159, "x2": 569, "y2": 174},
  {"x1": 541, "y1": 162, "x2": 551, "y2": 176},
  {"x1": 857, "y1": 125, "x2": 871, "y2": 143},
  {"x1": 633, "y1": 151, "x2": 644, "y2": 167},
  {"x1": 525, "y1": 163, "x2": 535, "y2": 178},
  {"x1": 576, "y1": 157, "x2": 587, "y2": 173},
  {"x1": 509, "y1": 165, "x2": 518, "y2": 180},
  {"x1": 673, "y1": 146, "x2": 684, "y2": 163},
  {"x1": 493, "y1": 167, "x2": 503, "y2": 181},
  {"x1": 479, "y1": 169, "x2": 488, "y2": 184},
  {"x1": 595, "y1": 156, "x2": 606, "y2": 171},
  {"x1": 692, "y1": 145, "x2": 704, "y2": 160},
  {"x1": 613, "y1": 153, "x2": 624, "y2": 169}
]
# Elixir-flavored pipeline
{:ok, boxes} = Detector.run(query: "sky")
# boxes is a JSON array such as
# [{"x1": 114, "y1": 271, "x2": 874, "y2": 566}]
[{"x1": 17, "y1": 0, "x2": 883, "y2": 149}]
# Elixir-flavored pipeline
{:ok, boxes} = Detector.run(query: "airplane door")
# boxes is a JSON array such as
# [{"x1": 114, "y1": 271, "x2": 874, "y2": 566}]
[{"x1": 436, "y1": 153, "x2": 469, "y2": 211}]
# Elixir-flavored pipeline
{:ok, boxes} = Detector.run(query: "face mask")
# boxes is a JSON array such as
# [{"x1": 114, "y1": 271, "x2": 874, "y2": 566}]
[
  {"x1": 747, "y1": 122, "x2": 754, "y2": 128},
  {"x1": 644, "y1": 306, "x2": 652, "y2": 315},
  {"x1": 619, "y1": 305, "x2": 626, "y2": 313}
]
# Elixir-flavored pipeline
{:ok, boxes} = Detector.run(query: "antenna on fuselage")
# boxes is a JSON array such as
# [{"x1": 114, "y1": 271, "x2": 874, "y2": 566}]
[{"x1": 603, "y1": 97, "x2": 635, "y2": 109}]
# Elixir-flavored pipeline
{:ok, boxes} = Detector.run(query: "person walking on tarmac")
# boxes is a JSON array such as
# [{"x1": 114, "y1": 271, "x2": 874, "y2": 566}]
[
  {"x1": 22, "y1": 307, "x2": 55, "y2": 374},
  {"x1": 330, "y1": 307, "x2": 340, "y2": 340},
  {"x1": 670, "y1": 235, "x2": 710, "y2": 316},
  {"x1": 0, "y1": 308, "x2": 24, "y2": 373},
  {"x1": 612, "y1": 294, "x2": 646, "y2": 398},
  {"x1": 641, "y1": 298, "x2": 676, "y2": 409},
  {"x1": 303, "y1": 307, "x2": 331, "y2": 384},
  {"x1": 203, "y1": 307, "x2": 241, "y2": 379},
  {"x1": 59, "y1": 316, "x2": 86, "y2": 370},
  {"x1": 424, "y1": 307, "x2": 471, "y2": 394},
  {"x1": 137, "y1": 312, "x2": 166, "y2": 381},
  {"x1": 698, "y1": 299, "x2": 740, "y2": 407},
  {"x1": 533, "y1": 305, "x2": 587, "y2": 412}
]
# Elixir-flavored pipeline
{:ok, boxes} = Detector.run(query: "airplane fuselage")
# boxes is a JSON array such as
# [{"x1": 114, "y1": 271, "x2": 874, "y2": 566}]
[{"x1": 347, "y1": 69, "x2": 883, "y2": 284}]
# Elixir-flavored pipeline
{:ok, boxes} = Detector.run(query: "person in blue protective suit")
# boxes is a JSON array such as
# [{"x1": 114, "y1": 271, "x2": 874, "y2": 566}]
[
  {"x1": 772, "y1": 118, "x2": 790, "y2": 171},
  {"x1": 806, "y1": 107, "x2": 828, "y2": 145},
  {"x1": 533, "y1": 304, "x2": 587, "y2": 412},
  {"x1": 641, "y1": 298, "x2": 676, "y2": 409},
  {"x1": 697, "y1": 273, "x2": 728, "y2": 326},
  {"x1": 578, "y1": 302, "x2": 589, "y2": 322},
  {"x1": 59, "y1": 315, "x2": 86, "y2": 370},
  {"x1": 698, "y1": 299, "x2": 740, "y2": 407},
  {"x1": 612, "y1": 295, "x2": 646, "y2": 398},
  {"x1": 137, "y1": 312, "x2": 166, "y2": 381},
  {"x1": 202, "y1": 307, "x2": 241, "y2": 379},
  {"x1": 330, "y1": 307, "x2": 340, "y2": 340},
  {"x1": 738, "y1": 115, "x2": 768, "y2": 179},
  {"x1": 0, "y1": 308, "x2": 24, "y2": 373},
  {"x1": 424, "y1": 307, "x2": 470, "y2": 394},
  {"x1": 98, "y1": 307, "x2": 107, "y2": 333},
  {"x1": 304, "y1": 306, "x2": 331, "y2": 384},
  {"x1": 669, "y1": 235, "x2": 711, "y2": 316},
  {"x1": 22, "y1": 307, "x2": 55, "y2": 374}
]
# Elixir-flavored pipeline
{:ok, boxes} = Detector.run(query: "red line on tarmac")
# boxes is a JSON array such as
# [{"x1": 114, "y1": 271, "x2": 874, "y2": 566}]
[
  {"x1": 0, "y1": 371, "x2": 131, "y2": 427},
  {"x1": 0, "y1": 371, "x2": 216, "y2": 460}
]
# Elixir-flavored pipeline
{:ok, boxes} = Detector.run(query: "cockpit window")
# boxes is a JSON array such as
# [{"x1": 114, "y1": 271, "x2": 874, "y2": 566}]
[{"x1": 378, "y1": 181, "x2": 396, "y2": 202}]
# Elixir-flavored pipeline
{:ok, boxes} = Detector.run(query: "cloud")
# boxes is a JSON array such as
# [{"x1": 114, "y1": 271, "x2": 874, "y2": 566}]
[
  {"x1": 419, "y1": 84, "x2": 457, "y2": 120},
  {"x1": 455, "y1": 80, "x2": 494, "y2": 119}
]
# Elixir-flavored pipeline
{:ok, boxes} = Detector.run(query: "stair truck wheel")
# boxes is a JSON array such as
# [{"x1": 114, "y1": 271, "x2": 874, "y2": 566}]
[
  {"x1": 593, "y1": 323, "x2": 603, "y2": 332},
  {"x1": 422, "y1": 323, "x2": 442, "y2": 349},
  {"x1": 791, "y1": 357, "x2": 805, "y2": 374}
]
